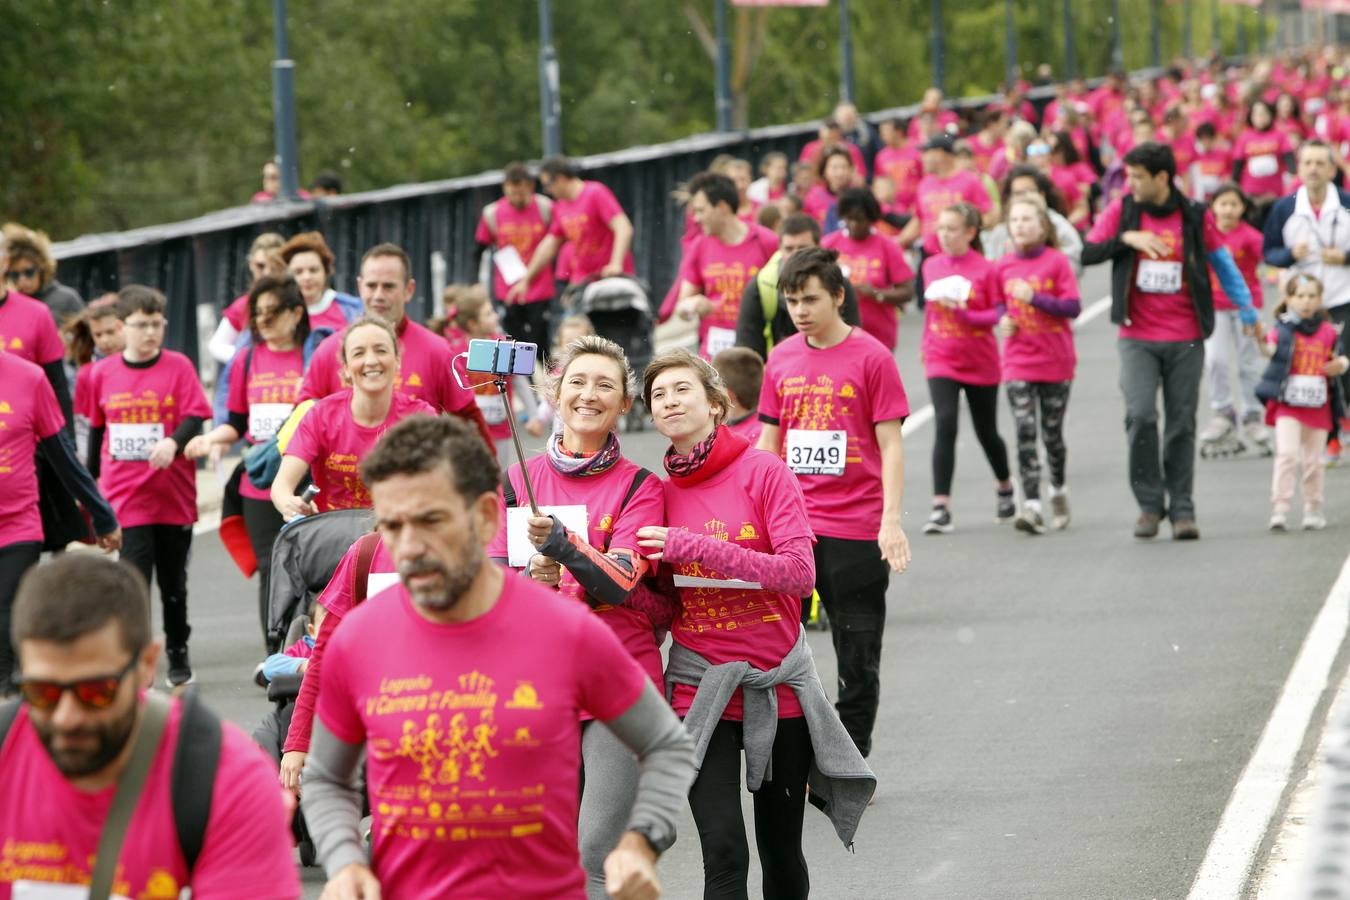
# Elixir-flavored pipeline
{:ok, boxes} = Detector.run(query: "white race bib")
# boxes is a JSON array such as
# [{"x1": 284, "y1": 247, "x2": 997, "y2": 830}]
[
  {"x1": 1135, "y1": 259, "x2": 1183, "y2": 294},
  {"x1": 1247, "y1": 154, "x2": 1279, "y2": 178},
  {"x1": 1284, "y1": 374, "x2": 1328, "y2": 408},
  {"x1": 248, "y1": 402, "x2": 294, "y2": 442},
  {"x1": 506, "y1": 504, "x2": 589, "y2": 567},
  {"x1": 475, "y1": 392, "x2": 508, "y2": 425},
  {"x1": 107, "y1": 422, "x2": 164, "y2": 461},
  {"x1": 12, "y1": 883, "x2": 130, "y2": 900},
  {"x1": 786, "y1": 429, "x2": 846, "y2": 476},
  {"x1": 704, "y1": 326, "x2": 736, "y2": 359},
  {"x1": 672, "y1": 574, "x2": 763, "y2": 590}
]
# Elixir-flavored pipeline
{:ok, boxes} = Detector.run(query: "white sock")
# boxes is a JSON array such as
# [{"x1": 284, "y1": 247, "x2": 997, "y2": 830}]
[{"x1": 1025, "y1": 499, "x2": 1042, "y2": 513}]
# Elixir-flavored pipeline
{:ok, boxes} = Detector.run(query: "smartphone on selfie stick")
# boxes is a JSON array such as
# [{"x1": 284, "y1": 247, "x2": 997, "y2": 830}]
[{"x1": 464, "y1": 338, "x2": 541, "y2": 515}]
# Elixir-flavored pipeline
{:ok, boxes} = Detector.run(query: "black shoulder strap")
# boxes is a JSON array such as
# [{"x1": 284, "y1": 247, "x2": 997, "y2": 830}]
[
  {"x1": 0, "y1": 698, "x2": 20, "y2": 748},
  {"x1": 603, "y1": 468, "x2": 653, "y2": 553},
  {"x1": 172, "y1": 688, "x2": 223, "y2": 875},
  {"x1": 503, "y1": 468, "x2": 518, "y2": 509}
]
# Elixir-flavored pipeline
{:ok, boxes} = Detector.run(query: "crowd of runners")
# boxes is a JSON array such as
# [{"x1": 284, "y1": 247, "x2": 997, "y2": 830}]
[{"x1": 0, "y1": 45, "x2": 1348, "y2": 898}]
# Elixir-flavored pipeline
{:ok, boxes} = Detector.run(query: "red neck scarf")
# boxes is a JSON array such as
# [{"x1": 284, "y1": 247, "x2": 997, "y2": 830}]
[{"x1": 664, "y1": 425, "x2": 750, "y2": 487}]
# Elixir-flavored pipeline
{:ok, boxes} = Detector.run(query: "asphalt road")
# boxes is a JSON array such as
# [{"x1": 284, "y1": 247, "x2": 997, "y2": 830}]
[{"x1": 150, "y1": 266, "x2": 1350, "y2": 899}]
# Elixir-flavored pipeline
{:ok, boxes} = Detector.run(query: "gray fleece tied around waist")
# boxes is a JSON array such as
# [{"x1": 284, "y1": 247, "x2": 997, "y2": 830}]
[{"x1": 664, "y1": 627, "x2": 876, "y2": 848}]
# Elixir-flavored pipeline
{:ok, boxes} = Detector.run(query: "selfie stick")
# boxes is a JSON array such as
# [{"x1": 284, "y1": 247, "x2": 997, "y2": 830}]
[{"x1": 495, "y1": 373, "x2": 541, "y2": 516}]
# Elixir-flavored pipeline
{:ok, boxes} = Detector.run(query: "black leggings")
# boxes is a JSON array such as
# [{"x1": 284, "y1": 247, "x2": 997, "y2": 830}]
[
  {"x1": 1006, "y1": 380, "x2": 1072, "y2": 501},
  {"x1": 120, "y1": 524, "x2": 194, "y2": 649},
  {"x1": 242, "y1": 496, "x2": 285, "y2": 643},
  {"x1": 928, "y1": 377, "x2": 1011, "y2": 496},
  {"x1": 0, "y1": 542, "x2": 43, "y2": 691},
  {"x1": 688, "y1": 717, "x2": 813, "y2": 900}
]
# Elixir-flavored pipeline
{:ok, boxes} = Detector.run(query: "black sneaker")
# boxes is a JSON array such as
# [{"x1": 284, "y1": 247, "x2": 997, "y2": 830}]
[
  {"x1": 167, "y1": 645, "x2": 195, "y2": 688},
  {"x1": 922, "y1": 505, "x2": 954, "y2": 534},
  {"x1": 995, "y1": 489, "x2": 1016, "y2": 523}
]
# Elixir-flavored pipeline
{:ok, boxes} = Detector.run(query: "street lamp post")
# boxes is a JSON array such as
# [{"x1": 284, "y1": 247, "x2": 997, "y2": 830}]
[
  {"x1": 270, "y1": 0, "x2": 301, "y2": 201},
  {"x1": 538, "y1": 0, "x2": 562, "y2": 157}
]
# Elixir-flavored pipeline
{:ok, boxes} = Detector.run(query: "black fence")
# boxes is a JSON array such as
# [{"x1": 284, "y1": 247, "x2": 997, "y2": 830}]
[{"x1": 51, "y1": 79, "x2": 1101, "y2": 367}]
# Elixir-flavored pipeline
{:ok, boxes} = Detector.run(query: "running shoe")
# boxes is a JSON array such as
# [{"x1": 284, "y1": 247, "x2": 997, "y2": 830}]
[
  {"x1": 1015, "y1": 506, "x2": 1046, "y2": 535},
  {"x1": 167, "y1": 646, "x2": 195, "y2": 688},
  {"x1": 923, "y1": 505, "x2": 953, "y2": 534},
  {"x1": 1134, "y1": 512, "x2": 1162, "y2": 539},
  {"x1": 1049, "y1": 487, "x2": 1071, "y2": 530},
  {"x1": 1303, "y1": 511, "x2": 1327, "y2": 530},
  {"x1": 1171, "y1": 518, "x2": 1200, "y2": 541},
  {"x1": 995, "y1": 489, "x2": 1016, "y2": 523},
  {"x1": 1268, "y1": 512, "x2": 1288, "y2": 531}
]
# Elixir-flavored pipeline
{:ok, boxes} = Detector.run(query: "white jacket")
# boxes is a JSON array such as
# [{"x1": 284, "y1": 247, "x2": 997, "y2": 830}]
[{"x1": 1280, "y1": 186, "x2": 1350, "y2": 307}]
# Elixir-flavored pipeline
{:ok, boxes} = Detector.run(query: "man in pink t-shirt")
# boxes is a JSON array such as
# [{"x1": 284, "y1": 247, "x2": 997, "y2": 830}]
[
  {"x1": 510, "y1": 156, "x2": 635, "y2": 300},
  {"x1": 666, "y1": 172, "x2": 779, "y2": 359},
  {"x1": 756, "y1": 247, "x2": 910, "y2": 758},
  {"x1": 297, "y1": 243, "x2": 493, "y2": 449},
  {"x1": 302, "y1": 415, "x2": 693, "y2": 900},
  {"x1": 477, "y1": 162, "x2": 555, "y2": 346},
  {"x1": 897, "y1": 135, "x2": 996, "y2": 281},
  {"x1": 1083, "y1": 141, "x2": 1257, "y2": 541},
  {"x1": 0, "y1": 553, "x2": 299, "y2": 899}
]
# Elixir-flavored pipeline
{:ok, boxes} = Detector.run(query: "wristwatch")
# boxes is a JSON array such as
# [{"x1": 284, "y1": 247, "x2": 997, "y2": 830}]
[{"x1": 630, "y1": 823, "x2": 674, "y2": 856}]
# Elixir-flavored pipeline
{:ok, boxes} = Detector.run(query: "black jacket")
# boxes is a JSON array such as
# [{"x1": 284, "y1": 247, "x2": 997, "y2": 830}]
[
  {"x1": 734, "y1": 279, "x2": 862, "y2": 359},
  {"x1": 1081, "y1": 191, "x2": 1217, "y2": 339}
]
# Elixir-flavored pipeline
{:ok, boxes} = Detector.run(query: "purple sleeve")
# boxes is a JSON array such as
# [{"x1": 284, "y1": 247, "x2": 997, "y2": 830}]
[
  {"x1": 664, "y1": 529, "x2": 815, "y2": 597},
  {"x1": 1029, "y1": 293, "x2": 1081, "y2": 318}
]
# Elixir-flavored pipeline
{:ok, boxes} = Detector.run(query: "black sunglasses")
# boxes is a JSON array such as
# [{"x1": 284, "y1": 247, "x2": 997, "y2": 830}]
[
  {"x1": 17, "y1": 654, "x2": 142, "y2": 711},
  {"x1": 4, "y1": 267, "x2": 38, "y2": 281}
]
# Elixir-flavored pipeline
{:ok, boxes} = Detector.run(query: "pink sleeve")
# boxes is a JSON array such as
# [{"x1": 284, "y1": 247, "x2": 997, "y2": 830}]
[
  {"x1": 223, "y1": 296, "x2": 250, "y2": 332},
  {"x1": 1086, "y1": 199, "x2": 1123, "y2": 243},
  {"x1": 474, "y1": 213, "x2": 492, "y2": 245},
  {"x1": 35, "y1": 313, "x2": 64, "y2": 365},
  {"x1": 677, "y1": 240, "x2": 703, "y2": 292},
  {"x1": 74, "y1": 366, "x2": 91, "y2": 420},
  {"x1": 606, "y1": 474, "x2": 664, "y2": 555},
  {"x1": 590, "y1": 183, "x2": 625, "y2": 223},
  {"x1": 283, "y1": 405, "x2": 322, "y2": 465},
  {"x1": 573, "y1": 613, "x2": 648, "y2": 722},
  {"x1": 756, "y1": 358, "x2": 782, "y2": 422},
  {"x1": 1056, "y1": 253, "x2": 1080, "y2": 299},
  {"x1": 665, "y1": 529, "x2": 814, "y2": 597},
  {"x1": 315, "y1": 617, "x2": 365, "y2": 744},
  {"x1": 190, "y1": 726, "x2": 303, "y2": 899},
  {"x1": 284, "y1": 606, "x2": 341, "y2": 753},
  {"x1": 297, "y1": 341, "x2": 337, "y2": 402},
  {"x1": 1202, "y1": 209, "x2": 1225, "y2": 254},
  {"x1": 885, "y1": 238, "x2": 914, "y2": 282},
  {"x1": 866, "y1": 346, "x2": 910, "y2": 423},
  {"x1": 34, "y1": 375, "x2": 66, "y2": 439},
  {"x1": 88, "y1": 367, "x2": 106, "y2": 428},
  {"x1": 967, "y1": 175, "x2": 993, "y2": 212},
  {"x1": 486, "y1": 471, "x2": 520, "y2": 561},
  {"x1": 226, "y1": 348, "x2": 250, "y2": 417}
]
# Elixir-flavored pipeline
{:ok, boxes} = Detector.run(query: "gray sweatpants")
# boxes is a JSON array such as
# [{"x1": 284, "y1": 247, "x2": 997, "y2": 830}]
[
  {"x1": 580, "y1": 719, "x2": 640, "y2": 899},
  {"x1": 1118, "y1": 338, "x2": 1205, "y2": 520},
  {"x1": 1203, "y1": 309, "x2": 1264, "y2": 419}
]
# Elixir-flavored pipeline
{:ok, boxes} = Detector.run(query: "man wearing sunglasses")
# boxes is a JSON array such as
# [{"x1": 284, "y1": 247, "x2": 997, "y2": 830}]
[{"x1": 0, "y1": 553, "x2": 300, "y2": 897}]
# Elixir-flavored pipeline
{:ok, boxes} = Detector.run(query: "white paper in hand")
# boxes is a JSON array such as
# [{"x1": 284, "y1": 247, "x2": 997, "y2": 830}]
[
  {"x1": 507, "y1": 504, "x2": 589, "y2": 567},
  {"x1": 494, "y1": 245, "x2": 528, "y2": 287},
  {"x1": 924, "y1": 274, "x2": 973, "y2": 305}
]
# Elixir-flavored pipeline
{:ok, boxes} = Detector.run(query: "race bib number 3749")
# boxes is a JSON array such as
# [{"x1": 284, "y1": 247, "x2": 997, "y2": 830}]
[{"x1": 786, "y1": 429, "x2": 846, "y2": 476}]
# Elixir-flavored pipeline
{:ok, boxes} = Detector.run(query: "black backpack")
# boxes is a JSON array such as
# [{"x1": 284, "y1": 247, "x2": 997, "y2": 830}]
[{"x1": 0, "y1": 687, "x2": 222, "y2": 874}]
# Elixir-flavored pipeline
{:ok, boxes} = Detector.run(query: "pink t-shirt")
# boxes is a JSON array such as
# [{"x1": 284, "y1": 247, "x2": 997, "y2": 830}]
[
  {"x1": 678, "y1": 225, "x2": 778, "y2": 358},
  {"x1": 548, "y1": 181, "x2": 633, "y2": 283},
  {"x1": 0, "y1": 354, "x2": 67, "y2": 547},
  {"x1": 0, "y1": 697, "x2": 300, "y2": 900},
  {"x1": 443, "y1": 328, "x2": 513, "y2": 442},
  {"x1": 1210, "y1": 222, "x2": 1264, "y2": 312},
  {"x1": 476, "y1": 197, "x2": 555, "y2": 303},
  {"x1": 316, "y1": 575, "x2": 647, "y2": 900},
  {"x1": 915, "y1": 170, "x2": 993, "y2": 254},
  {"x1": 873, "y1": 147, "x2": 923, "y2": 213},
  {"x1": 1265, "y1": 322, "x2": 1340, "y2": 431},
  {"x1": 307, "y1": 292, "x2": 356, "y2": 334},
  {"x1": 821, "y1": 230, "x2": 914, "y2": 351},
  {"x1": 1087, "y1": 198, "x2": 1222, "y2": 343},
  {"x1": 802, "y1": 184, "x2": 839, "y2": 225},
  {"x1": 1189, "y1": 143, "x2": 1234, "y2": 200},
  {"x1": 284, "y1": 389, "x2": 436, "y2": 512},
  {"x1": 663, "y1": 448, "x2": 813, "y2": 720},
  {"x1": 88, "y1": 351, "x2": 212, "y2": 527},
  {"x1": 726, "y1": 413, "x2": 762, "y2": 445},
  {"x1": 300, "y1": 317, "x2": 478, "y2": 417},
  {"x1": 919, "y1": 251, "x2": 1003, "y2": 385},
  {"x1": 0, "y1": 290, "x2": 65, "y2": 366},
  {"x1": 759, "y1": 329, "x2": 910, "y2": 541},
  {"x1": 799, "y1": 139, "x2": 867, "y2": 176},
  {"x1": 907, "y1": 110, "x2": 960, "y2": 142},
  {"x1": 223, "y1": 293, "x2": 250, "y2": 331},
  {"x1": 995, "y1": 248, "x2": 1079, "y2": 383},
  {"x1": 1233, "y1": 128, "x2": 1293, "y2": 198},
  {"x1": 488, "y1": 454, "x2": 665, "y2": 687},
  {"x1": 228, "y1": 343, "x2": 304, "y2": 501}
]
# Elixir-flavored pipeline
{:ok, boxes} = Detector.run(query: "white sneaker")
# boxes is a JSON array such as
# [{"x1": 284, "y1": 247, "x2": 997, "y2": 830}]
[
  {"x1": 1303, "y1": 511, "x2": 1327, "y2": 530},
  {"x1": 1049, "y1": 487, "x2": 1071, "y2": 531},
  {"x1": 1268, "y1": 512, "x2": 1288, "y2": 531}
]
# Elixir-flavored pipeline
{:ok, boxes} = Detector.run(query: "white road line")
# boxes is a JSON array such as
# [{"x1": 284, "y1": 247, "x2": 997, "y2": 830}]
[
  {"x1": 192, "y1": 295, "x2": 1115, "y2": 531},
  {"x1": 1187, "y1": 550, "x2": 1350, "y2": 899},
  {"x1": 901, "y1": 294, "x2": 1110, "y2": 439}
]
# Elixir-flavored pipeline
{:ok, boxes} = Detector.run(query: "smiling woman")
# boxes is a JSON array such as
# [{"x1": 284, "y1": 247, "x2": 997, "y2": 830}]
[{"x1": 270, "y1": 316, "x2": 435, "y2": 519}]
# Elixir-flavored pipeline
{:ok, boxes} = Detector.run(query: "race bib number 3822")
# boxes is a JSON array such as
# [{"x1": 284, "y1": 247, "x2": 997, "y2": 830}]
[{"x1": 108, "y1": 422, "x2": 165, "y2": 461}]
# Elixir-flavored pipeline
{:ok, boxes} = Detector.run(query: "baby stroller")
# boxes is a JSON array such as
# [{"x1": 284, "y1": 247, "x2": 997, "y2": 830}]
[
  {"x1": 264, "y1": 508, "x2": 374, "y2": 653},
  {"x1": 566, "y1": 276, "x2": 655, "y2": 432}
]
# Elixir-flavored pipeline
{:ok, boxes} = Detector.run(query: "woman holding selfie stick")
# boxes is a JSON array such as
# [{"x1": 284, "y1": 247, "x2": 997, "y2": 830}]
[
  {"x1": 271, "y1": 315, "x2": 434, "y2": 517},
  {"x1": 636, "y1": 347, "x2": 875, "y2": 900},
  {"x1": 485, "y1": 334, "x2": 669, "y2": 900}
]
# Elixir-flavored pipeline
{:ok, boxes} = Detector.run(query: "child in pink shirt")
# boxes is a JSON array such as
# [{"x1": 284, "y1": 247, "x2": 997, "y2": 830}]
[
  {"x1": 995, "y1": 196, "x2": 1082, "y2": 534},
  {"x1": 920, "y1": 204, "x2": 1014, "y2": 533},
  {"x1": 711, "y1": 346, "x2": 765, "y2": 445},
  {"x1": 821, "y1": 188, "x2": 916, "y2": 351}
]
